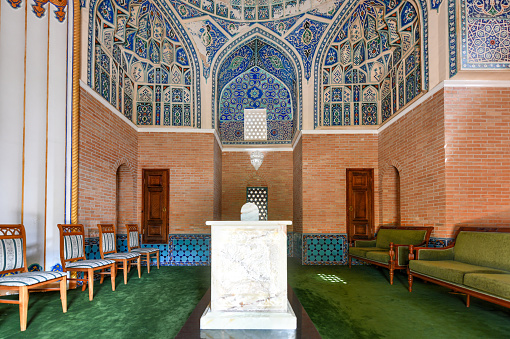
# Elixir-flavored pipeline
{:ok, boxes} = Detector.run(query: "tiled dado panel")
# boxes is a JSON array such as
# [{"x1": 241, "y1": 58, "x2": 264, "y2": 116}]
[
  {"x1": 300, "y1": 234, "x2": 348, "y2": 265},
  {"x1": 168, "y1": 234, "x2": 211, "y2": 266},
  {"x1": 293, "y1": 233, "x2": 453, "y2": 265}
]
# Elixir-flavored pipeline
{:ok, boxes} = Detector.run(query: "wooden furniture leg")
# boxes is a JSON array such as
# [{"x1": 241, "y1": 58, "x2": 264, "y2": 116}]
[
  {"x1": 19, "y1": 286, "x2": 29, "y2": 331},
  {"x1": 100, "y1": 268, "x2": 105, "y2": 284},
  {"x1": 88, "y1": 268, "x2": 94, "y2": 301},
  {"x1": 467, "y1": 294, "x2": 470, "y2": 307},
  {"x1": 111, "y1": 265, "x2": 116, "y2": 291},
  {"x1": 137, "y1": 257, "x2": 141, "y2": 278},
  {"x1": 408, "y1": 271, "x2": 413, "y2": 292},
  {"x1": 60, "y1": 277, "x2": 68, "y2": 313},
  {"x1": 157, "y1": 252, "x2": 160, "y2": 270},
  {"x1": 123, "y1": 261, "x2": 128, "y2": 284},
  {"x1": 146, "y1": 254, "x2": 151, "y2": 274}
]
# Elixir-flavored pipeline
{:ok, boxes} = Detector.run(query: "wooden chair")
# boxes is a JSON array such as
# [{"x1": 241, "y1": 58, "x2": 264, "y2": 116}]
[
  {"x1": 98, "y1": 224, "x2": 141, "y2": 284},
  {"x1": 0, "y1": 224, "x2": 67, "y2": 331},
  {"x1": 126, "y1": 224, "x2": 160, "y2": 273},
  {"x1": 58, "y1": 224, "x2": 116, "y2": 301}
]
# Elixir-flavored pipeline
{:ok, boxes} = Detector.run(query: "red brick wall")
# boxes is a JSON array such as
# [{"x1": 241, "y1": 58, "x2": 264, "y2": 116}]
[
  {"x1": 379, "y1": 90, "x2": 446, "y2": 236},
  {"x1": 301, "y1": 134, "x2": 379, "y2": 234},
  {"x1": 293, "y1": 138, "x2": 303, "y2": 233},
  {"x1": 78, "y1": 88, "x2": 138, "y2": 236},
  {"x1": 137, "y1": 132, "x2": 216, "y2": 234},
  {"x1": 444, "y1": 87, "x2": 510, "y2": 231},
  {"x1": 116, "y1": 164, "x2": 136, "y2": 234},
  {"x1": 221, "y1": 151, "x2": 293, "y2": 228},
  {"x1": 380, "y1": 165, "x2": 400, "y2": 226}
]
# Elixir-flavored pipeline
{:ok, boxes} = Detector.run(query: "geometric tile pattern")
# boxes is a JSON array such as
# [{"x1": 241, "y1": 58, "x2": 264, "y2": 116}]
[
  {"x1": 287, "y1": 232, "x2": 294, "y2": 257},
  {"x1": 302, "y1": 234, "x2": 348, "y2": 265},
  {"x1": 448, "y1": 0, "x2": 458, "y2": 77},
  {"x1": 427, "y1": 237, "x2": 455, "y2": 248},
  {"x1": 89, "y1": 0, "x2": 198, "y2": 127},
  {"x1": 320, "y1": 0, "x2": 421, "y2": 127},
  {"x1": 462, "y1": 0, "x2": 510, "y2": 69},
  {"x1": 246, "y1": 186, "x2": 268, "y2": 220},
  {"x1": 168, "y1": 234, "x2": 211, "y2": 266}
]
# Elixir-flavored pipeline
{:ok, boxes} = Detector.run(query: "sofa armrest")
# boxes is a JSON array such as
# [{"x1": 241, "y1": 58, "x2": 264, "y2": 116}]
[
  {"x1": 352, "y1": 239, "x2": 376, "y2": 247},
  {"x1": 395, "y1": 245, "x2": 411, "y2": 266},
  {"x1": 409, "y1": 245, "x2": 455, "y2": 261}
]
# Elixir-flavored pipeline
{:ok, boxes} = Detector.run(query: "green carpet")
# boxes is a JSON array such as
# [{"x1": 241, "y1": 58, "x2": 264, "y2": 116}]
[{"x1": 1, "y1": 261, "x2": 509, "y2": 338}]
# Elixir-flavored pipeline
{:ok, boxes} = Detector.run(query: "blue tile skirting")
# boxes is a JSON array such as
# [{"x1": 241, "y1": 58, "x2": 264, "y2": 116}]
[{"x1": 75, "y1": 233, "x2": 456, "y2": 268}]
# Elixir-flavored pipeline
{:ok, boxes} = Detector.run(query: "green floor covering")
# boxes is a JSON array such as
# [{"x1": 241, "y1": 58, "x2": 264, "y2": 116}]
[{"x1": 1, "y1": 259, "x2": 510, "y2": 338}]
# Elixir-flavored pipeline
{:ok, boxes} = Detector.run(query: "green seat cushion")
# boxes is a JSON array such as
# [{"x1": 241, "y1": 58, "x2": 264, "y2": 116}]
[
  {"x1": 365, "y1": 250, "x2": 391, "y2": 264},
  {"x1": 454, "y1": 231, "x2": 510, "y2": 271},
  {"x1": 375, "y1": 229, "x2": 428, "y2": 249},
  {"x1": 409, "y1": 260, "x2": 505, "y2": 285},
  {"x1": 349, "y1": 247, "x2": 385, "y2": 259},
  {"x1": 464, "y1": 273, "x2": 510, "y2": 300}
]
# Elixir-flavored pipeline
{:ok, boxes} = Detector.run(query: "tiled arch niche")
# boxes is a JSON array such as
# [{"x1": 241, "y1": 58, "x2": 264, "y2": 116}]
[
  {"x1": 319, "y1": 0, "x2": 422, "y2": 127},
  {"x1": 92, "y1": 0, "x2": 199, "y2": 127},
  {"x1": 216, "y1": 38, "x2": 299, "y2": 144}
]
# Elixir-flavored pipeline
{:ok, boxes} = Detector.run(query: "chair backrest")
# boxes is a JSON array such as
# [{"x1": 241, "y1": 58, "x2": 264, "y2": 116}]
[
  {"x1": 125, "y1": 224, "x2": 140, "y2": 250},
  {"x1": 98, "y1": 224, "x2": 117, "y2": 257},
  {"x1": 58, "y1": 224, "x2": 87, "y2": 269},
  {"x1": 0, "y1": 224, "x2": 27, "y2": 275}
]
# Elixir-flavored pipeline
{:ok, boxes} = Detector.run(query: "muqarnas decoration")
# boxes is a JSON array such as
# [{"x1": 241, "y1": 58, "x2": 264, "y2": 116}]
[
  {"x1": 93, "y1": 0, "x2": 196, "y2": 127},
  {"x1": 320, "y1": 0, "x2": 422, "y2": 127},
  {"x1": 217, "y1": 39, "x2": 298, "y2": 144}
]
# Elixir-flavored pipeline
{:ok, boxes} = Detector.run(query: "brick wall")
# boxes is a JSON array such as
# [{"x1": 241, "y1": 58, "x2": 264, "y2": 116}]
[
  {"x1": 293, "y1": 138, "x2": 303, "y2": 233},
  {"x1": 301, "y1": 134, "x2": 379, "y2": 234},
  {"x1": 221, "y1": 151, "x2": 293, "y2": 228},
  {"x1": 380, "y1": 165, "x2": 400, "y2": 226},
  {"x1": 137, "y1": 132, "x2": 216, "y2": 234},
  {"x1": 444, "y1": 87, "x2": 510, "y2": 231},
  {"x1": 78, "y1": 88, "x2": 138, "y2": 236},
  {"x1": 116, "y1": 164, "x2": 136, "y2": 233},
  {"x1": 379, "y1": 90, "x2": 446, "y2": 236}
]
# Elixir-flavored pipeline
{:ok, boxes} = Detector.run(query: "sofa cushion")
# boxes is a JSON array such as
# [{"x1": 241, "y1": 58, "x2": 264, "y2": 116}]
[
  {"x1": 375, "y1": 229, "x2": 428, "y2": 249},
  {"x1": 464, "y1": 273, "x2": 510, "y2": 300},
  {"x1": 409, "y1": 260, "x2": 505, "y2": 285},
  {"x1": 454, "y1": 231, "x2": 510, "y2": 272},
  {"x1": 349, "y1": 247, "x2": 383, "y2": 258},
  {"x1": 365, "y1": 250, "x2": 391, "y2": 264}
]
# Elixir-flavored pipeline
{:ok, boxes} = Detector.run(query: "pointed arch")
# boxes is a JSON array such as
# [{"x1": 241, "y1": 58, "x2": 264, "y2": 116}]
[
  {"x1": 314, "y1": 0, "x2": 429, "y2": 128},
  {"x1": 87, "y1": 0, "x2": 201, "y2": 127},
  {"x1": 211, "y1": 28, "x2": 303, "y2": 143}
]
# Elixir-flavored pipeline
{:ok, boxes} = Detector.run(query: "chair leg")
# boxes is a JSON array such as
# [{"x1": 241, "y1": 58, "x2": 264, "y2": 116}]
[
  {"x1": 466, "y1": 294, "x2": 470, "y2": 307},
  {"x1": 88, "y1": 268, "x2": 94, "y2": 301},
  {"x1": 19, "y1": 286, "x2": 29, "y2": 331},
  {"x1": 60, "y1": 276, "x2": 68, "y2": 313},
  {"x1": 146, "y1": 253, "x2": 150, "y2": 274},
  {"x1": 123, "y1": 260, "x2": 128, "y2": 284},
  {"x1": 408, "y1": 271, "x2": 413, "y2": 292},
  {"x1": 348, "y1": 255, "x2": 352, "y2": 268},
  {"x1": 82, "y1": 271, "x2": 88, "y2": 292},
  {"x1": 137, "y1": 257, "x2": 141, "y2": 278},
  {"x1": 390, "y1": 268, "x2": 394, "y2": 285},
  {"x1": 110, "y1": 264, "x2": 116, "y2": 291},
  {"x1": 100, "y1": 268, "x2": 105, "y2": 284},
  {"x1": 157, "y1": 250, "x2": 160, "y2": 269}
]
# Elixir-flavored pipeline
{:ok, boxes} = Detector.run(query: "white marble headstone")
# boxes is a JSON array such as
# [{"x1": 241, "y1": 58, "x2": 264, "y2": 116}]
[{"x1": 241, "y1": 202, "x2": 259, "y2": 221}]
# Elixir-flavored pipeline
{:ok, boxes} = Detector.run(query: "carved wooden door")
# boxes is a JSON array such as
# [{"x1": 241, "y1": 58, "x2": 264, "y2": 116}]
[
  {"x1": 347, "y1": 169, "x2": 374, "y2": 241},
  {"x1": 142, "y1": 169, "x2": 169, "y2": 244}
]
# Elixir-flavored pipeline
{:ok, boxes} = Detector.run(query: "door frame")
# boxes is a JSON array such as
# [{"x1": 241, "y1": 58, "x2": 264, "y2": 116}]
[
  {"x1": 346, "y1": 168, "x2": 374, "y2": 242},
  {"x1": 141, "y1": 168, "x2": 169, "y2": 244}
]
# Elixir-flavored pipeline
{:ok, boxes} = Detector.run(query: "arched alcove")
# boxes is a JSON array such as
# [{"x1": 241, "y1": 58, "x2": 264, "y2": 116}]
[
  {"x1": 214, "y1": 35, "x2": 301, "y2": 145},
  {"x1": 90, "y1": 0, "x2": 199, "y2": 127},
  {"x1": 317, "y1": 0, "x2": 423, "y2": 127},
  {"x1": 116, "y1": 164, "x2": 135, "y2": 234},
  {"x1": 381, "y1": 165, "x2": 401, "y2": 226}
]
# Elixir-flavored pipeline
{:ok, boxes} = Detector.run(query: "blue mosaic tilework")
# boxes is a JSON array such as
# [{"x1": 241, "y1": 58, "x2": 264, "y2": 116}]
[
  {"x1": 142, "y1": 243, "x2": 169, "y2": 266},
  {"x1": 169, "y1": 234, "x2": 211, "y2": 266},
  {"x1": 293, "y1": 232, "x2": 303, "y2": 261},
  {"x1": 302, "y1": 234, "x2": 348, "y2": 265},
  {"x1": 448, "y1": 0, "x2": 457, "y2": 77},
  {"x1": 287, "y1": 232, "x2": 293, "y2": 257},
  {"x1": 28, "y1": 263, "x2": 43, "y2": 272},
  {"x1": 427, "y1": 237, "x2": 455, "y2": 248},
  {"x1": 461, "y1": 0, "x2": 510, "y2": 69},
  {"x1": 85, "y1": 237, "x2": 101, "y2": 260},
  {"x1": 50, "y1": 263, "x2": 63, "y2": 272},
  {"x1": 117, "y1": 234, "x2": 128, "y2": 253}
]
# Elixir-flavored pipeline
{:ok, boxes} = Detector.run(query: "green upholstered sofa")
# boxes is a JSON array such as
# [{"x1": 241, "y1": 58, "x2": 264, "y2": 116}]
[
  {"x1": 348, "y1": 226, "x2": 433, "y2": 285},
  {"x1": 408, "y1": 227, "x2": 510, "y2": 308}
]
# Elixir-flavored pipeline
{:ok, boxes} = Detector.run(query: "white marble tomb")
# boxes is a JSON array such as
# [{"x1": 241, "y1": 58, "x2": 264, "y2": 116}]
[{"x1": 200, "y1": 220, "x2": 296, "y2": 330}]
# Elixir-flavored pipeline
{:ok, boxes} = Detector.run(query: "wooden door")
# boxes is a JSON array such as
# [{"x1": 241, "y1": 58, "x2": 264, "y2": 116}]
[
  {"x1": 142, "y1": 169, "x2": 169, "y2": 244},
  {"x1": 347, "y1": 169, "x2": 374, "y2": 241}
]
